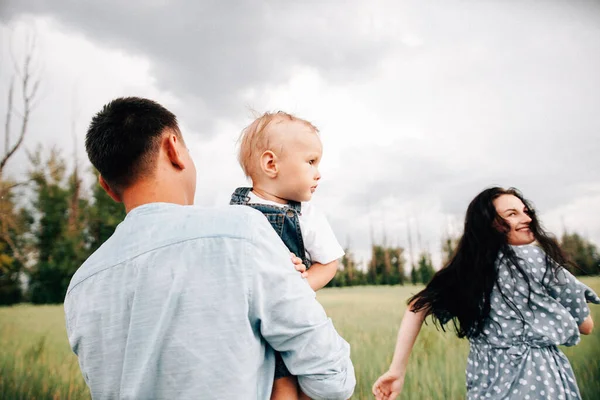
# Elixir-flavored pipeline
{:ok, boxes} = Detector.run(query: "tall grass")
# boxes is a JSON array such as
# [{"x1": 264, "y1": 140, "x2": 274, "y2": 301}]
[
  {"x1": 1, "y1": 278, "x2": 599, "y2": 399},
  {"x1": 0, "y1": 305, "x2": 89, "y2": 399},
  {"x1": 318, "y1": 278, "x2": 600, "y2": 400}
]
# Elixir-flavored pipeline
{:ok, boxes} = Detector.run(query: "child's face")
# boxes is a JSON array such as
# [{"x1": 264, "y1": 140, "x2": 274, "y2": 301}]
[{"x1": 274, "y1": 122, "x2": 323, "y2": 203}]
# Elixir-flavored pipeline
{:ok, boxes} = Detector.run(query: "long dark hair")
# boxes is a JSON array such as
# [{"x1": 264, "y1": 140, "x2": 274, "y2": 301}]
[{"x1": 409, "y1": 187, "x2": 572, "y2": 338}]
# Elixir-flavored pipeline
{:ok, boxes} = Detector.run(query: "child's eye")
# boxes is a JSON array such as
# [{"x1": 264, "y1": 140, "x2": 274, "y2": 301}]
[{"x1": 308, "y1": 160, "x2": 314, "y2": 165}]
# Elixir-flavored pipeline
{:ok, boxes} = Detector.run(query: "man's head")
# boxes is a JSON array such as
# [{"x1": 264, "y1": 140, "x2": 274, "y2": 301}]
[
  {"x1": 86, "y1": 97, "x2": 196, "y2": 207},
  {"x1": 238, "y1": 111, "x2": 322, "y2": 203}
]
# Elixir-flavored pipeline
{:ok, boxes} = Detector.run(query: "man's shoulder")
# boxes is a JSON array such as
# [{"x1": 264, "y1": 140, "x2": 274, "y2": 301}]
[
  {"x1": 142, "y1": 203, "x2": 269, "y2": 235},
  {"x1": 183, "y1": 204, "x2": 267, "y2": 227},
  {"x1": 193, "y1": 204, "x2": 272, "y2": 234},
  {"x1": 66, "y1": 205, "x2": 270, "y2": 297}
]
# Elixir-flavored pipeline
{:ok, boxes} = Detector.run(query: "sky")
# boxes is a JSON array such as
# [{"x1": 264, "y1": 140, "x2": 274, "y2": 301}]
[{"x1": 1, "y1": 0, "x2": 599, "y2": 268}]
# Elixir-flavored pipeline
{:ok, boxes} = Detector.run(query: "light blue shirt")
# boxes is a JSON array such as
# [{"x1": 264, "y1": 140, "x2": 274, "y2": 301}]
[{"x1": 65, "y1": 203, "x2": 355, "y2": 400}]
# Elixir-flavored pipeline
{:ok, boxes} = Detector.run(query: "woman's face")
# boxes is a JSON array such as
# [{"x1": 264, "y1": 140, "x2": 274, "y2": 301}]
[{"x1": 493, "y1": 194, "x2": 535, "y2": 246}]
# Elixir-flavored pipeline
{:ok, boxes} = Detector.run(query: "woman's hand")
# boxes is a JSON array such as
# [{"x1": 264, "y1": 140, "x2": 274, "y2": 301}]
[{"x1": 372, "y1": 370, "x2": 405, "y2": 400}]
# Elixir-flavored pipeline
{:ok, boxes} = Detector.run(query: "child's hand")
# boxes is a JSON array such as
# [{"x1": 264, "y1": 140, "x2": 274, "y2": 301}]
[
  {"x1": 290, "y1": 253, "x2": 308, "y2": 278},
  {"x1": 372, "y1": 370, "x2": 405, "y2": 400}
]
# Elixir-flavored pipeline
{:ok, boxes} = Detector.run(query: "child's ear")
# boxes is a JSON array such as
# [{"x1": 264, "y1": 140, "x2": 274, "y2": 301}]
[{"x1": 259, "y1": 150, "x2": 278, "y2": 178}]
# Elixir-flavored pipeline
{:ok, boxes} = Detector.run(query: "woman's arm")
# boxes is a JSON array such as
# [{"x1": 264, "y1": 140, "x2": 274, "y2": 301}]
[
  {"x1": 389, "y1": 303, "x2": 427, "y2": 373},
  {"x1": 372, "y1": 303, "x2": 427, "y2": 400}
]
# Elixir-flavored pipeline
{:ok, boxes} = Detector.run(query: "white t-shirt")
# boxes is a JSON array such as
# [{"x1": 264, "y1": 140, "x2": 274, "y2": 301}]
[{"x1": 247, "y1": 192, "x2": 345, "y2": 265}]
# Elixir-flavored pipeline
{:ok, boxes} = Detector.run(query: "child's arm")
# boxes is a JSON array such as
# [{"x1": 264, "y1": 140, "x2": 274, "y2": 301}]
[
  {"x1": 305, "y1": 259, "x2": 338, "y2": 291},
  {"x1": 372, "y1": 303, "x2": 427, "y2": 400}
]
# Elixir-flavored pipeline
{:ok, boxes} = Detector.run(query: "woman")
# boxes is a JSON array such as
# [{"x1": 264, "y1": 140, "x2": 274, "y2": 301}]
[{"x1": 373, "y1": 187, "x2": 599, "y2": 400}]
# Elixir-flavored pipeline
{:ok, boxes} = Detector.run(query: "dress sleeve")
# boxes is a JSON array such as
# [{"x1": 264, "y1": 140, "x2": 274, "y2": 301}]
[{"x1": 544, "y1": 264, "x2": 600, "y2": 325}]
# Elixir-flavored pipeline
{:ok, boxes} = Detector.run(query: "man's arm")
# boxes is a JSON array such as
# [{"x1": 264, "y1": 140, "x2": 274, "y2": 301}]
[{"x1": 247, "y1": 214, "x2": 355, "y2": 400}]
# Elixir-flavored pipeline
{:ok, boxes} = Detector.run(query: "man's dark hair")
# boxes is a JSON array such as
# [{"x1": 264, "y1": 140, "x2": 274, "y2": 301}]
[{"x1": 85, "y1": 97, "x2": 181, "y2": 193}]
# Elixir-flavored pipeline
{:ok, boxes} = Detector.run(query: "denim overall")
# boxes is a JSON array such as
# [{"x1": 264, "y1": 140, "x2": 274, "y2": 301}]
[{"x1": 230, "y1": 187, "x2": 310, "y2": 379}]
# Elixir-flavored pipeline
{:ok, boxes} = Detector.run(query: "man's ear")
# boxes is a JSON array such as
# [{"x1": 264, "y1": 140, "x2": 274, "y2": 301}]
[
  {"x1": 99, "y1": 175, "x2": 122, "y2": 203},
  {"x1": 164, "y1": 133, "x2": 186, "y2": 170},
  {"x1": 259, "y1": 150, "x2": 278, "y2": 178}
]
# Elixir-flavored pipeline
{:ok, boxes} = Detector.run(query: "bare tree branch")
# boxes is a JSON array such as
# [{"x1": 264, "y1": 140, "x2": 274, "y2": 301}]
[
  {"x1": 9, "y1": 35, "x2": 22, "y2": 82},
  {"x1": 0, "y1": 180, "x2": 32, "y2": 197},
  {"x1": 0, "y1": 28, "x2": 42, "y2": 271},
  {"x1": 0, "y1": 31, "x2": 40, "y2": 176},
  {"x1": 3, "y1": 78, "x2": 14, "y2": 163},
  {"x1": 0, "y1": 229, "x2": 27, "y2": 268}
]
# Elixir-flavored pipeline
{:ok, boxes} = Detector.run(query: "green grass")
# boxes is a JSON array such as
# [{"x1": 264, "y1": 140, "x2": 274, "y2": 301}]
[
  {"x1": 0, "y1": 305, "x2": 88, "y2": 400},
  {"x1": 1, "y1": 278, "x2": 599, "y2": 399},
  {"x1": 317, "y1": 277, "x2": 600, "y2": 400}
]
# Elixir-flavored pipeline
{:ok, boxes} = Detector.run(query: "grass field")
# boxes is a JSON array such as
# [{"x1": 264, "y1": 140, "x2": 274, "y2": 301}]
[{"x1": 1, "y1": 278, "x2": 599, "y2": 399}]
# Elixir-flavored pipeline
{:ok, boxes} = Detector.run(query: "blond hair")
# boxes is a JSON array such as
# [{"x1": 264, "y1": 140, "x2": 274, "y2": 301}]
[{"x1": 238, "y1": 111, "x2": 318, "y2": 179}]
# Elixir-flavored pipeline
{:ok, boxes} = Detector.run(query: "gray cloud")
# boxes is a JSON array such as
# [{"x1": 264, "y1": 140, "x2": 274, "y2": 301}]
[
  {"x1": 1, "y1": 0, "x2": 400, "y2": 132},
  {"x1": 314, "y1": 0, "x2": 600, "y2": 218}
]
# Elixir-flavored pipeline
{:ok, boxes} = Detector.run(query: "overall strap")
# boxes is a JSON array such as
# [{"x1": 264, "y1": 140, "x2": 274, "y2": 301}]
[
  {"x1": 287, "y1": 200, "x2": 302, "y2": 214},
  {"x1": 229, "y1": 187, "x2": 252, "y2": 205}
]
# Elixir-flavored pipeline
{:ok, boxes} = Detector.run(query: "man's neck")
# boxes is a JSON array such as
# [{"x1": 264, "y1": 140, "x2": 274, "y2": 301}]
[{"x1": 121, "y1": 180, "x2": 192, "y2": 213}]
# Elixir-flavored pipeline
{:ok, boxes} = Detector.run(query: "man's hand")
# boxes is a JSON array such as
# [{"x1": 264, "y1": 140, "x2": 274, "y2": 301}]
[
  {"x1": 291, "y1": 253, "x2": 308, "y2": 278},
  {"x1": 372, "y1": 370, "x2": 405, "y2": 400}
]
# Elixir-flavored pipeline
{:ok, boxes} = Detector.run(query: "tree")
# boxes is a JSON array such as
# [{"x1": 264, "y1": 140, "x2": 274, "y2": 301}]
[
  {"x1": 0, "y1": 241, "x2": 22, "y2": 304},
  {"x1": 561, "y1": 232, "x2": 600, "y2": 276},
  {"x1": 389, "y1": 247, "x2": 406, "y2": 285},
  {"x1": 417, "y1": 252, "x2": 435, "y2": 285},
  {"x1": 342, "y1": 248, "x2": 356, "y2": 285},
  {"x1": 441, "y1": 234, "x2": 460, "y2": 266},
  {"x1": 367, "y1": 245, "x2": 406, "y2": 285},
  {"x1": 0, "y1": 184, "x2": 31, "y2": 304},
  {"x1": 0, "y1": 31, "x2": 42, "y2": 304},
  {"x1": 88, "y1": 169, "x2": 126, "y2": 253},
  {"x1": 410, "y1": 264, "x2": 418, "y2": 285},
  {"x1": 26, "y1": 148, "x2": 89, "y2": 303}
]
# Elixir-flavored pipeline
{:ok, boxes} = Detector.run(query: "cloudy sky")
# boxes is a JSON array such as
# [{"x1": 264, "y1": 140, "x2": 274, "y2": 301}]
[{"x1": 1, "y1": 0, "x2": 599, "y2": 267}]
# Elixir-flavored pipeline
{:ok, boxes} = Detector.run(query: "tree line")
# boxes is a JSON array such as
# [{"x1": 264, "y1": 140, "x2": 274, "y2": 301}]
[
  {"x1": 1, "y1": 143, "x2": 599, "y2": 306},
  {"x1": 327, "y1": 232, "x2": 600, "y2": 289}
]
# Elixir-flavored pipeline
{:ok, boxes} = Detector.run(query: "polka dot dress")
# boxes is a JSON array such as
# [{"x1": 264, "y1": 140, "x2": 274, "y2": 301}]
[{"x1": 465, "y1": 245, "x2": 600, "y2": 399}]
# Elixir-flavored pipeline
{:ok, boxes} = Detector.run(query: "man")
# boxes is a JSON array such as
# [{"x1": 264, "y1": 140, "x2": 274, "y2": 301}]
[{"x1": 64, "y1": 97, "x2": 355, "y2": 400}]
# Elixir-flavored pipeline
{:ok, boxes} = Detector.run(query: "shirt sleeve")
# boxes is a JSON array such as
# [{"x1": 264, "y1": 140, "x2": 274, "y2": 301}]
[
  {"x1": 542, "y1": 259, "x2": 600, "y2": 325},
  {"x1": 247, "y1": 212, "x2": 355, "y2": 400},
  {"x1": 300, "y1": 203, "x2": 345, "y2": 265}
]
